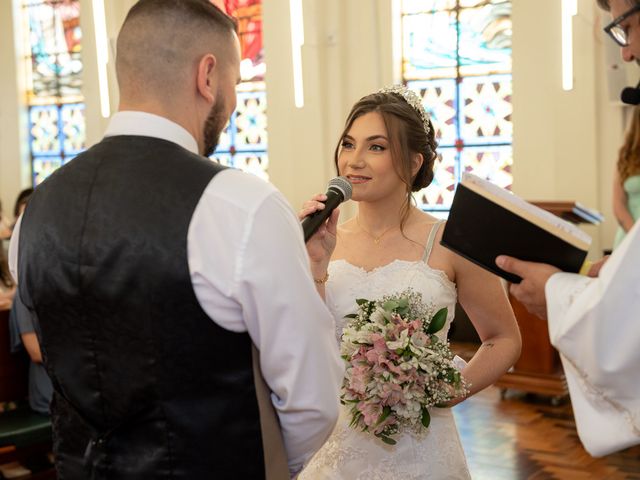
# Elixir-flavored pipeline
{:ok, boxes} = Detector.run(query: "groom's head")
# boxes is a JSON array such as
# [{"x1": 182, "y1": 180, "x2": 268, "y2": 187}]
[{"x1": 115, "y1": 0, "x2": 240, "y2": 156}]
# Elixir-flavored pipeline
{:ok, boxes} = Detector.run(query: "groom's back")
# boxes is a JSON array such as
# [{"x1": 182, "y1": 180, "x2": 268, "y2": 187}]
[{"x1": 18, "y1": 136, "x2": 266, "y2": 479}]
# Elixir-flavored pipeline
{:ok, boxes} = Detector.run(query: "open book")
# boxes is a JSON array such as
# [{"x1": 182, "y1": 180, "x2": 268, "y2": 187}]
[{"x1": 441, "y1": 173, "x2": 592, "y2": 283}]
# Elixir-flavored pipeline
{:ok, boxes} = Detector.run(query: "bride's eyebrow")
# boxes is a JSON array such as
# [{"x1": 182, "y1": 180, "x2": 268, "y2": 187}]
[{"x1": 366, "y1": 135, "x2": 388, "y2": 142}]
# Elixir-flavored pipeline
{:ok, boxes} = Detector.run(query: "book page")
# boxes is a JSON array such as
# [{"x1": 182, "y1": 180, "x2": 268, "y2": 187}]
[{"x1": 461, "y1": 173, "x2": 592, "y2": 249}]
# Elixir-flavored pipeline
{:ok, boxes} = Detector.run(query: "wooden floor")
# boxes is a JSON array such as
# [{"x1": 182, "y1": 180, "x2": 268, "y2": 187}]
[{"x1": 453, "y1": 386, "x2": 640, "y2": 479}]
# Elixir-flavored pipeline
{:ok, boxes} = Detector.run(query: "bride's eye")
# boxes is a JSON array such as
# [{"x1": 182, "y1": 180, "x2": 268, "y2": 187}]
[
  {"x1": 370, "y1": 144, "x2": 386, "y2": 152},
  {"x1": 341, "y1": 140, "x2": 355, "y2": 149}
]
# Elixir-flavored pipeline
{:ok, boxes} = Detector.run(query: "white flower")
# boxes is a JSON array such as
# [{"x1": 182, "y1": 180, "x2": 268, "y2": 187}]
[
  {"x1": 386, "y1": 329, "x2": 410, "y2": 350},
  {"x1": 399, "y1": 357, "x2": 419, "y2": 371},
  {"x1": 370, "y1": 307, "x2": 386, "y2": 326},
  {"x1": 393, "y1": 400, "x2": 422, "y2": 421}
]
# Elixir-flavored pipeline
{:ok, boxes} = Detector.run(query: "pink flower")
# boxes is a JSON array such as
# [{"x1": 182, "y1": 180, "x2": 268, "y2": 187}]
[
  {"x1": 409, "y1": 320, "x2": 422, "y2": 333},
  {"x1": 358, "y1": 400, "x2": 383, "y2": 427},
  {"x1": 349, "y1": 364, "x2": 371, "y2": 395},
  {"x1": 411, "y1": 331, "x2": 429, "y2": 348},
  {"x1": 379, "y1": 382, "x2": 404, "y2": 405},
  {"x1": 372, "y1": 414, "x2": 397, "y2": 436}
]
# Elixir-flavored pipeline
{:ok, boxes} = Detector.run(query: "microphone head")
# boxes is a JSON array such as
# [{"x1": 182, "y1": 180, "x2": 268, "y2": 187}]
[
  {"x1": 328, "y1": 176, "x2": 353, "y2": 201},
  {"x1": 621, "y1": 86, "x2": 640, "y2": 105}
]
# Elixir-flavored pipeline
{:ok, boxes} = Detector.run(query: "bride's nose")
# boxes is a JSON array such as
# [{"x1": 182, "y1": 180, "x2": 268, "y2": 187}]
[{"x1": 347, "y1": 149, "x2": 366, "y2": 169}]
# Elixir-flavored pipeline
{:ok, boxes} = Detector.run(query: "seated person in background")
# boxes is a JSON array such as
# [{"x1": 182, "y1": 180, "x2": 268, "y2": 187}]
[
  {"x1": 0, "y1": 245, "x2": 15, "y2": 310},
  {"x1": 9, "y1": 293, "x2": 52, "y2": 415},
  {"x1": 12, "y1": 188, "x2": 34, "y2": 229},
  {"x1": 0, "y1": 200, "x2": 12, "y2": 241}
]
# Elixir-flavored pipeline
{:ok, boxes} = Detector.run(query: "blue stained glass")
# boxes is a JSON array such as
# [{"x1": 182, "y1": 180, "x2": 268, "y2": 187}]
[
  {"x1": 23, "y1": 0, "x2": 85, "y2": 186},
  {"x1": 460, "y1": 0, "x2": 509, "y2": 8},
  {"x1": 401, "y1": 0, "x2": 456, "y2": 14},
  {"x1": 217, "y1": 113, "x2": 236, "y2": 152},
  {"x1": 414, "y1": 147, "x2": 459, "y2": 210},
  {"x1": 402, "y1": 12, "x2": 458, "y2": 80},
  {"x1": 401, "y1": 0, "x2": 507, "y2": 13},
  {"x1": 29, "y1": 105, "x2": 61, "y2": 155},
  {"x1": 234, "y1": 91, "x2": 267, "y2": 151},
  {"x1": 212, "y1": 153, "x2": 233, "y2": 167},
  {"x1": 402, "y1": 1, "x2": 513, "y2": 211},
  {"x1": 458, "y1": 4, "x2": 512, "y2": 76},
  {"x1": 32, "y1": 155, "x2": 63, "y2": 185},
  {"x1": 233, "y1": 152, "x2": 269, "y2": 181},
  {"x1": 408, "y1": 79, "x2": 458, "y2": 146},
  {"x1": 460, "y1": 74, "x2": 512, "y2": 145},
  {"x1": 60, "y1": 103, "x2": 86, "y2": 154},
  {"x1": 461, "y1": 145, "x2": 513, "y2": 190}
]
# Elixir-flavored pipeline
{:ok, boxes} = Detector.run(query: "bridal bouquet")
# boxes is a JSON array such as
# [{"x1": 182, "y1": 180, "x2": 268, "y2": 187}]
[{"x1": 340, "y1": 289, "x2": 469, "y2": 445}]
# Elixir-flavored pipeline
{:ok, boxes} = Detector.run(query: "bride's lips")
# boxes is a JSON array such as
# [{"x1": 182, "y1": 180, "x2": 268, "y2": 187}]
[{"x1": 347, "y1": 175, "x2": 372, "y2": 185}]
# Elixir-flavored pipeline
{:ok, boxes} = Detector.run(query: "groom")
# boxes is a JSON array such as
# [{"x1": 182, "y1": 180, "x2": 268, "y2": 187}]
[{"x1": 9, "y1": 1, "x2": 342, "y2": 478}]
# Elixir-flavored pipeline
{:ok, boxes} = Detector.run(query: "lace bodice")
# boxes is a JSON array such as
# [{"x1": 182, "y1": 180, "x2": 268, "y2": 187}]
[
  {"x1": 300, "y1": 224, "x2": 471, "y2": 479},
  {"x1": 326, "y1": 259, "x2": 457, "y2": 344}
]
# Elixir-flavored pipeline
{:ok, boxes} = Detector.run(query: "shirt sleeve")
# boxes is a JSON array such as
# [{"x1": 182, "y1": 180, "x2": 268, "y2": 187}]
[
  {"x1": 188, "y1": 170, "x2": 343, "y2": 473},
  {"x1": 544, "y1": 222, "x2": 640, "y2": 455}
]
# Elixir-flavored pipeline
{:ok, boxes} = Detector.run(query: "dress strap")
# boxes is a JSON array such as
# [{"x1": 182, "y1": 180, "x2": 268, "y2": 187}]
[{"x1": 422, "y1": 220, "x2": 444, "y2": 263}]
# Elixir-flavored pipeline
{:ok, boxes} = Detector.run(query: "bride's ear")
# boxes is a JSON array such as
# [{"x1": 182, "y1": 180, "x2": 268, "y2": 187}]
[{"x1": 411, "y1": 153, "x2": 424, "y2": 178}]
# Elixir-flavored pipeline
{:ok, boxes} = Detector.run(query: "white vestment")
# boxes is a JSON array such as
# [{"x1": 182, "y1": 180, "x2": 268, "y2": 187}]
[{"x1": 545, "y1": 220, "x2": 640, "y2": 456}]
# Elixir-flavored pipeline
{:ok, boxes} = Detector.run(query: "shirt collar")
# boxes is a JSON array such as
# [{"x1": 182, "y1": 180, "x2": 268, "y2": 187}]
[{"x1": 104, "y1": 111, "x2": 199, "y2": 155}]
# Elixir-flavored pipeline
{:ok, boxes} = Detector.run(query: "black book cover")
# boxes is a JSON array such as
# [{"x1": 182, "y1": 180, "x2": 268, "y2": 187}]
[{"x1": 441, "y1": 183, "x2": 589, "y2": 284}]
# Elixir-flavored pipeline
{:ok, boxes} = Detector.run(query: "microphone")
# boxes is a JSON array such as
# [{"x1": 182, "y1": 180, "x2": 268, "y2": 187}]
[
  {"x1": 302, "y1": 176, "x2": 352, "y2": 242},
  {"x1": 621, "y1": 80, "x2": 640, "y2": 105}
]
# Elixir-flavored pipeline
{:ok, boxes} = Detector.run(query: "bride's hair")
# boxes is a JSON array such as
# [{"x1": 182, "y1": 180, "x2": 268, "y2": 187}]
[{"x1": 334, "y1": 90, "x2": 438, "y2": 228}]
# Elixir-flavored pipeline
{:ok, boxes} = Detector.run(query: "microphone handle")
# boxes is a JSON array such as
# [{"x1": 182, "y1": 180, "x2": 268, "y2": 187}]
[{"x1": 302, "y1": 190, "x2": 344, "y2": 242}]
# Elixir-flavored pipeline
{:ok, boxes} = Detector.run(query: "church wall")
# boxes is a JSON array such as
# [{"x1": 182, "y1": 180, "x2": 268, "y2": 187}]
[{"x1": 0, "y1": 0, "x2": 634, "y2": 256}]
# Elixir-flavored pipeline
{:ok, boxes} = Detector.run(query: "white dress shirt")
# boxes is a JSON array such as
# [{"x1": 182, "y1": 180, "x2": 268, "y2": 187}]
[
  {"x1": 9, "y1": 111, "x2": 343, "y2": 473},
  {"x1": 545, "y1": 220, "x2": 640, "y2": 456}
]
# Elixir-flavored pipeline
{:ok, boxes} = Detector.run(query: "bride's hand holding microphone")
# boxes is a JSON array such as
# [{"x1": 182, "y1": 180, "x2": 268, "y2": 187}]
[
  {"x1": 299, "y1": 193, "x2": 340, "y2": 266},
  {"x1": 298, "y1": 177, "x2": 352, "y2": 289}
]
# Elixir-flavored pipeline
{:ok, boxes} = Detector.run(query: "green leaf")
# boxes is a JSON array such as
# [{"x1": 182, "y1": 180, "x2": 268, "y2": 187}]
[
  {"x1": 344, "y1": 313, "x2": 358, "y2": 319},
  {"x1": 382, "y1": 300, "x2": 399, "y2": 311},
  {"x1": 421, "y1": 408, "x2": 431, "y2": 428},
  {"x1": 375, "y1": 406, "x2": 392, "y2": 426},
  {"x1": 397, "y1": 297, "x2": 409, "y2": 309},
  {"x1": 427, "y1": 307, "x2": 448, "y2": 334},
  {"x1": 356, "y1": 298, "x2": 369, "y2": 306},
  {"x1": 379, "y1": 434, "x2": 397, "y2": 445}
]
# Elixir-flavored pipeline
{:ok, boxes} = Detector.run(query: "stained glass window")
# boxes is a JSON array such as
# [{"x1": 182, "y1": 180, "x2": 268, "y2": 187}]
[
  {"x1": 211, "y1": 0, "x2": 268, "y2": 180},
  {"x1": 401, "y1": 0, "x2": 512, "y2": 211},
  {"x1": 21, "y1": 0, "x2": 86, "y2": 185}
]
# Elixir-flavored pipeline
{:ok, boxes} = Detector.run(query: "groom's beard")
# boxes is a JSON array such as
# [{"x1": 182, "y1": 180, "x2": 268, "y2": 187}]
[{"x1": 202, "y1": 96, "x2": 229, "y2": 158}]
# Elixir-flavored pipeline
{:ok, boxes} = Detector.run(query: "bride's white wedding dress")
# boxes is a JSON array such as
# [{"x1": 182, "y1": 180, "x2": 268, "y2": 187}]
[{"x1": 299, "y1": 222, "x2": 471, "y2": 480}]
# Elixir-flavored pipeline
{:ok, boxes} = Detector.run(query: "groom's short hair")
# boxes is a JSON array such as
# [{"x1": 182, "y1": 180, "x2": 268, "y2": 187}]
[{"x1": 115, "y1": 0, "x2": 237, "y2": 99}]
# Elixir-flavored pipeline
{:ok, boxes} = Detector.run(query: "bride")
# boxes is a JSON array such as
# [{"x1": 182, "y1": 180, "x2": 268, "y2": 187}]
[{"x1": 298, "y1": 86, "x2": 521, "y2": 479}]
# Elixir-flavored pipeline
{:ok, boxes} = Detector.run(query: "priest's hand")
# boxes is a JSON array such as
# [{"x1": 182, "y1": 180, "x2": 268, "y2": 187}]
[
  {"x1": 587, "y1": 255, "x2": 609, "y2": 277},
  {"x1": 495, "y1": 256, "x2": 560, "y2": 320}
]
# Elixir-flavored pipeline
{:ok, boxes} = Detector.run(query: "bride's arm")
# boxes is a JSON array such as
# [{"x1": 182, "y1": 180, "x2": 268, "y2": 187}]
[
  {"x1": 449, "y1": 249, "x2": 521, "y2": 404},
  {"x1": 298, "y1": 194, "x2": 340, "y2": 301}
]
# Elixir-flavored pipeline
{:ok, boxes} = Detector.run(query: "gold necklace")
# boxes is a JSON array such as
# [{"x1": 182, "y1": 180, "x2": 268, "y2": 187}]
[{"x1": 356, "y1": 216, "x2": 398, "y2": 245}]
